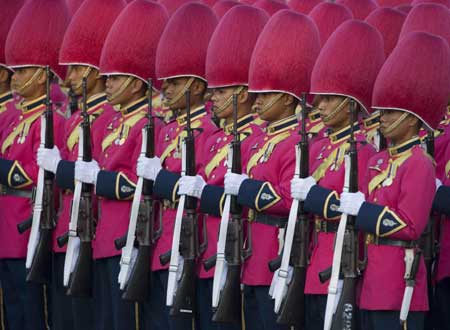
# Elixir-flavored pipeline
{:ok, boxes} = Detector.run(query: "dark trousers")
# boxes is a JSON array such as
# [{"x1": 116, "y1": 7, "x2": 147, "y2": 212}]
[
  {"x1": 196, "y1": 278, "x2": 242, "y2": 330},
  {"x1": 360, "y1": 310, "x2": 424, "y2": 330},
  {"x1": 52, "y1": 253, "x2": 94, "y2": 330},
  {"x1": 434, "y1": 277, "x2": 450, "y2": 330},
  {"x1": 0, "y1": 259, "x2": 47, "y2": 330},
  {"x1": 305, "y1": 294, "x2": 327, "y2": 330},
  {"x1": 141, "y1": 270, "x2": 193, "y2": 330},
  {"x1": 93, "y1": 256, "x2": 136, "y2": 330},
  {"x1": 243, "y1": 285, "x2": 288, "y2": 330}
]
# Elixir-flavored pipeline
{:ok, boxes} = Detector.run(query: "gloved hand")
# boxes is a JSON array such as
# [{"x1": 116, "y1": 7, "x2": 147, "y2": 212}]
[
  {"x1": 291, "y1": 176, "x2": 316, "y2": 201},
  {"x1": 136, "y1": 156, "x2": 162, "y2": 181},
  {"x1": 436, "y1": 178, "x2": 443, "y2": 192},
  {"x1": 224, "y1": 172, "x2": 248, "y2": 196},
  {"x1": 178, "y1": 175, "x2": 206, "y2": 199},
  {"x1": 75, "y1": 160, "x2": 100, "y2": 184},
  {"x1": 37, "y1": 146, "x2": 61, "y2": 173},
  {"x1": 338, "y1": 191, "x2": 365, "y2": 216}
]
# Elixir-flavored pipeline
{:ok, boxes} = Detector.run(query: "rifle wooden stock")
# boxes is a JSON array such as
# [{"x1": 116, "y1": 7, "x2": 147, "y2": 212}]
[
  {"x1": 212, "y1": 265, "x2": 241, "y2": 324},
  {"x1": 330, "y1": 277, "x2": 357, "y2": 330},
  {"x1": 67, "y1": 241, "x2": 93, "y2": 296}
]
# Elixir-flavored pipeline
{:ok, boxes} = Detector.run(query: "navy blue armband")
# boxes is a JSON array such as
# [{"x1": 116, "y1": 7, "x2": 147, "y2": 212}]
[
  {"x1": 356, "y1": 202, "x2": 406, "y2": 237},
  {"x1": 199, "y1": 184, "x2": 225, "y2": 217},
  {"x1": 304, "y1": 185, "x2": 340, "y2": 219},
  {"x1": 153, "y1": 169, "x2": 180, "y2": 202},
  {"x1": 237, "y1": 178, "x2": 281, "y2": 211},
  {"x1": 55, "y1": 160, "x2": 75, "y2": 191},
  {"x1": 433, "y1": 185, "x2": 450, "y2": 216},
  {"x1": 0, "y1": 159, "x2": 33, "y2": 188},
  {"x1": 95, "y1": 170, "x2": 136, "y2": 200}
]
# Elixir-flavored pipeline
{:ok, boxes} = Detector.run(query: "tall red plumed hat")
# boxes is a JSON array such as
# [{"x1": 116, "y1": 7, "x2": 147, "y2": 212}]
[
  {"x1": 365, "y1": 8, "x2": 406, "y2": 57},
  {"x1": 395, "y1": 4, "x2": 412, "y2": 12},
  {"x1": 212, "y1": 0, "x2": 240, "y2": 18},
  {"x1": 249, "y1": 10, "x2": 320, "y2": 100},
  {"x1": 156, "y1": 2, "x2": 218, "y2": 81},
  {"x1": 206, "y1": 5, "x2": 268, "y2": 87},
  {"x1": 60, "y1": 0, "x2": 125, "y2": 69},
  {"x1": 288, "y1": 0, "x2": 322, "y2": 14},
  {"x1": 66, "y1": 0, "x2": 85, "y2": 16},
  {"x1": 159, "y1": 0, "x2": 196, "y2": 15},
  {"x1": 399, "y1": 3, "x2": 450, "y2": 45},
  {"x1": 310, "y1": 20, "x2": 385, "y2": 114},
  {"x1": 100, "y1": 0, "x2": 168, "y2": 86},
  {"x1": 411, "y1": 0, "x2": 450, "y2": 7},
  {"x1": 5, "y1": 0, "x2": 70, "y2": 80},
  {"x1": 0, "y1": 0, "x2": 25, "y2": 70},
  {"x1": 253, "y1": 0, "x2": 289, "y2": 16},
  {"x1": 309, "y1": 2, "x2": 353, "y2": 46},
  {"x1": 376, "y1": 0, "x2": 411, "y2": 6},
  {"x1": 336, "y1": 0, "x2": 378, "y2": 19},
  {"x1": 203, "y1": 0, "x2": 219, "y2": 7},
  {"x1": 372, "y1": 32, "x2": 450, "y2": 130}
]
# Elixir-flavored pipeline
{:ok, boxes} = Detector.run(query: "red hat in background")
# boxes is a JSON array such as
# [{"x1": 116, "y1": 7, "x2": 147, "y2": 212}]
[
  {"x1": 309, "y1": 2, "x2": 353, "y2": 46},
  {"x1": 376, "y1": 0, "x2": 411, "y2": 6},
  {"x1": 253, "y1": 0, "x2": 289, "y2": 16},
  {"x1": 206, "y1": 5, "x2": 268, "y2": 87},
  {"x1": 395, "y1": 4, "x2": 412, "y2": 12},
  {"x1": 213, "y1": 0, "x2": 240, "y2": 18},
  {"x1": 365, "y1": 7, "x2": 406, "y2": 57},
  {"x1": 399, "y1": 3, "x2": 450, "y2": 45},
  {"x1": 5, "y1": 0, "x2": 70, "y2": 80},
  {"x1": 311, "y1": 20, "x2": 385, "y2": 114},
  {"x1": 411, "y1": 0, "x2": 450, "y2": 7},
  {"x1": 100, "y1": 0, "x2": 168, "y2": 85},
  {"x1": 0, "y1": 0, "x2": 25, "y2": 70},
  {"x1": 240, "y1": 0, "x2": 256, "y2": 4},
  {"x1": 66, "y1": 0, "x2": 85, "y2": 16},
  {"x1": 372, "y1": 32, "x2": 450, "y2": 129},
  {"x1": 249, "y1": 10, "x2": 320, "y2": 100},
  {"x1": 336, "y1": 0, "x2": 378, "y2": 19},
  {"x1": 156, "y1": 2, "x2": 218, "y2": 81},
  {"x1": 287, "y1": 0, "x2": 322, "y2": 14},
  {"x1": 203, "y1": 0, "x2": 219, "y2": 7},
  {"x1": 159, "y1": 0, "x2": 196, "y2": 15},
  {"x1": 60, "y1": 0, "x2": 126, "y2": 69}
]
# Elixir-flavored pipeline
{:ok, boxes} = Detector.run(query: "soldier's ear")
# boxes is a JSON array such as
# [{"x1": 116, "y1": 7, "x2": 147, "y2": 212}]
[
  {"x1": 37, "y1": 68, "x2": 47, "y2": 86},
  {"x1": 0, "y1": 68, "x2": 9, "y2": 83},
  {"x1": 130, "y1": 78, "x2": 144, "y2": 95},
  {"x1": 191, "y1": 79, "x2": 206, "y2": 96},
  {"x1": 238, "y1": 89, "x2": 249, "y2": 104},
  {"x1": 283, "y1": 93, "x2": 295, "y2": 106}
]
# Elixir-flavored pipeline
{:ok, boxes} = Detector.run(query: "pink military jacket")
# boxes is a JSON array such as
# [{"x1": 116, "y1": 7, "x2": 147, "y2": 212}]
[
  {"x1": 356, "y1": 138, "x2": 434, "y2": 311},
  {"x1": 195, "y1": 114, "x2": 263, "y2": 279},
  {"x1": 0, "y1": 92, "x2": 19, "y2": 142},
  {"x1": 151, "y1": 106, "x2": 219, "y2": 271},
  {"x1": 0, "y1": 95, "x2": 65, "y2": 258},
  {"x1": 92, "y1": 97, "x2": 163, "y2": 259},
  {"x1": 303, "y1": 123, "x2": 376, "y2": 294},
  {"x1": 52, "y1": 93, "x2": 114, "y2": 252}
]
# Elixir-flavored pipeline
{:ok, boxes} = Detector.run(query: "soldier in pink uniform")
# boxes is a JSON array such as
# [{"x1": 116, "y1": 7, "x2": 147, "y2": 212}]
[
  {"x1": 223, "y1": 10, "x2": 320, "y2": 330},
  {"x1": 339, "y1": 32, "x2": 450, "y2": 330},
  {"x1": 291, "y1": 20, "x2": 382, "y2": 330},
  {"x1": 0, "y1": 0, "x2": 69, "y2": 329}
]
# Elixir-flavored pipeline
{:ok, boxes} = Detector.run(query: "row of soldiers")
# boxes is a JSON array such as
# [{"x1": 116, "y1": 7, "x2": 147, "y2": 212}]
[{"x1": 0, "y1": 0, "x2": 449, "y2": 330}]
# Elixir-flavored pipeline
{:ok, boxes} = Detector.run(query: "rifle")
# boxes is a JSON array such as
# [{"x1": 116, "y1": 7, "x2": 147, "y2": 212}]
[
  {"x1": 23, "y1": 66, "x2": 55, "y2": 283},
  {"x1": 69, "y1": 87, "x2": 78, "y2": 116},
  {"x1": 270, "y1": 93, "x2": 309, "y2": 327},
  {"x1": 165, "y1": 89, "x2": 200, "y2": 318},
  {"x1": 118, "y1": 79, "x2": 162, "y2": 302},
  {"x1": 64, "y1": 77, "x2": 94, "y2": 297}
]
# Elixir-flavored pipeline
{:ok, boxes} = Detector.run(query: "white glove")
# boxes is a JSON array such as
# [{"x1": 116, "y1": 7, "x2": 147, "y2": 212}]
[
  {"x1": 37, "y1": 146, "x2": 61, "y2": 173},
  {"x1": 436, "y1": 178, "x2": 443, "y2": 192},
  {"x1": 338, "y1": 191, "x2": 365, "y2": 216},
  {"x1": 75, "y1": 160, "x2": 100, "y2": 184},
  {"x1": 178, "y1": 175, "x2": 206, "y2": 199},
  {"x1": 291, "y1": 176, "x2": 316, "y2": 201},
  {"x1": 136, "y1": 156, "x2": 162, "y2": 181},
  {"x1": 224, "y1": 172, "x2": 248, "y2": 196}
]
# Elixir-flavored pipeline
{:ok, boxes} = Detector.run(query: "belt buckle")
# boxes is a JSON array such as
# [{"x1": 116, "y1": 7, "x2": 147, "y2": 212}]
[{"x1": 315, "y1": 219, "x2": 322, "y2": 233}]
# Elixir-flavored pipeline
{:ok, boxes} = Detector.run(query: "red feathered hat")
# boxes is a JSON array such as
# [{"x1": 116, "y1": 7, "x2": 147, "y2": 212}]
[
  {"x1": 66, "y1": 0, "x2": 85, "y2": 16},
  {"x1": 395, "y1": 4, "x2": 412, "y2": 12},
  {"x1": 60, "y1": 0, "x2": 125, "y2": 69},
  {"x1": 399, "y1": 4, "x2": 450, "y2": 45},
  {"x1": 336, "y1": 0, "x2": 378, "y2": 19},
  {"x1": 159, "y1": 0, "x2": 196, "y2": 16},
  {"x1": 253, "y1": 0, "x2": 289, "y2": 16},
  {"x1": 288, "y1": 0, "x2": 322, "y2": 14},
  {"x1": 249, "y1": 10, "x2": 320, "y2": 100},
  {"x1": 411, "y1": 0, "x2": 450, "y2": 7},
  {"x1": 376, "y1": 0, "x2": 411, "y2": 6},
  {"x1": 310, "y1": 20, "x2": 385, "y2": 114},
  {"x1": 206, "y1": 5, "x2": 268, "y2": 87},
  {"x1": 372, "y1": 32, "x2": 450, "y2": 130},
  {"x1": 0, "y1": 0, "x2": 25, "y2": 70},
  {"x1": 156, "y1": 2, "x2": 218, "y2": 81},
  {"x1": 203, "y1": 0, "x2": 219, "y2": 7},
  {"x1": 5, "y1": 0, "x2": 69, "y2": 80},
  {"x1": 212, "y1": 0, "x2": 240, "y2": 18},
  {"x1": 365, "y1": 8, "x2": 406, "y2": 57},
  {"x1": 309, "y1": 2, "x2": 353, "y2": 46},
  {"x1": 100, "y1": 0, "x2": 168, "y2": 85}
]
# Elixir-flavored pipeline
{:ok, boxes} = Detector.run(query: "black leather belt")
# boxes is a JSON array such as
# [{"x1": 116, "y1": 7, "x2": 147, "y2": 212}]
[
  {"x1": 371, "y1": 236, "x2": 416, "y2": 248},
  {"x1": 315, "y1": 219, "x2": 339, "y2": 233},
  {"x1": 0, "y1": 186, "x2": 33, "y2": 199},
  {"x1": 255, "y1": 213, "x2": 288, "y2": 227}
]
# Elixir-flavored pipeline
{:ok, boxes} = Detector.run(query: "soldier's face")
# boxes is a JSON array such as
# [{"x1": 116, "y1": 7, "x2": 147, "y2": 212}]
[
  {"x1": 317, "y1": 95, "x2": 350, "y2": 129},
  {"x1": 211, "y1": 87, "x2": 235, "y2": 119},
  {"x1": 105, "y1": 75, "x2": 132, "y2": 106},
  {"x1": 380, "y1": 109, "x2": 411, "y2": 140},
  {"x1": 11, "y1": 67, "x2": 44, "y2": 98},
  {"x1": 253, "y1": 92, "x2": 285, "y2": 121},
  {"x1": 161, "y1": 77, "x2": 190, "y2": 111},
  {"x1": 66, "y1": 65, "x2": 97, "y2": 95}
]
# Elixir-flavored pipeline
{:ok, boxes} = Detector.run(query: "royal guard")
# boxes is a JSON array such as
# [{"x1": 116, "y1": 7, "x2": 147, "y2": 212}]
[
  {"x1": 221, "y1": 10, "x2": 320, "y2": 330},
  {"x1": 132, "y1": 3, "x2": 218, "y2": 330},
  {"x1": 175, "y1": 6, "x2": 268, "y2": 329},
  {"x1": 35, "y1": 0, "x2": 125, "y2": 329},
  {"x1": 290, "y1": 20, "x2": 382, "y2": 330},
  {"x1": 212, "y1": 0, "x2": 240, "y2": 18},
  {"x1": 288, "y1": 0, "x2": 323, "y2": 14},
  {"x1": 253, "y1": 0, "x2": 289, "y2": 16},
  {"x1": 339, "y1": 31, "x2": 450, "y2": 330},
  {"x1": 68, "y1": 1, "x2": 168, "y2": 329},
  {"x1": 336, "y1": 0, "x2": 378, "y2": 19},
  {"x1": 0, "y1": 0, "x2": 69, "y2": 329}
]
